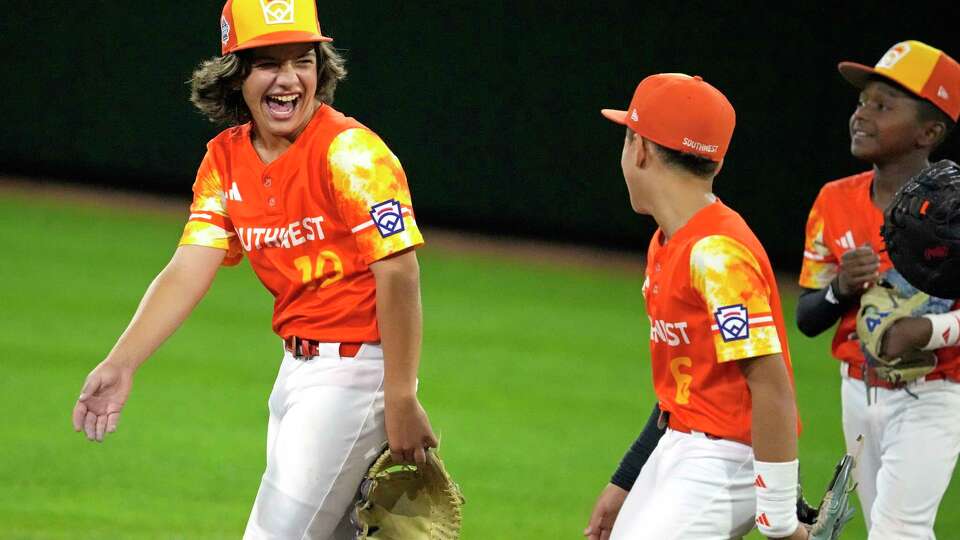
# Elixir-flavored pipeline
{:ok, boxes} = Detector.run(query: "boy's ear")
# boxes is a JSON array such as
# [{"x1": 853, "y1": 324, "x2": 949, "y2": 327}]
[
  {"x1": 635, "y1": 137, "x2": 651, "y2": 168},
  {"x1": 918, "y1": 119, "x2": 947, "y2": 149}
]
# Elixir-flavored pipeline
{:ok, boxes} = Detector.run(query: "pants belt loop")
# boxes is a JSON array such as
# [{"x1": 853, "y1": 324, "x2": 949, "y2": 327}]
[{"x1": 339, "y1": 342, "x2": 362, "y2": 358}]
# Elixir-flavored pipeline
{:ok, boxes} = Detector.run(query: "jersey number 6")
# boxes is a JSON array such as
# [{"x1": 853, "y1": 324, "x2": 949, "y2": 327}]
[{"x1": 670, "y1": 356, "x2": 693, "y2": 405}]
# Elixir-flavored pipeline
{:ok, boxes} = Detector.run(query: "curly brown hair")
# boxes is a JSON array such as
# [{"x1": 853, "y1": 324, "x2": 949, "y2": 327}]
[{"x1": 189, "y1": 42, "x2": 346, "y2": 126}]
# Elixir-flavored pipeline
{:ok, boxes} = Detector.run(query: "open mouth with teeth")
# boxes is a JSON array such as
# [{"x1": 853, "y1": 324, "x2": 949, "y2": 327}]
[{"x1": 265, "y1": 94, "x2": 300, "y2": 119}]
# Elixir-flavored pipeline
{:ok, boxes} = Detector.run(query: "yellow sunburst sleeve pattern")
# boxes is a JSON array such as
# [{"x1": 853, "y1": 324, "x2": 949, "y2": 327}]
[
  {"x1": 329, "y1": 128, "x2": 424, "y2": 264},
  {"x1": 690, "y1": 235, "x2": 782, "y2": 363},
  {"x1": 798, "y1": 197, "x2": 837, "y2": 289},
  {"x1": 178, "y1": 152, "x2": 243, "y2": 266}
]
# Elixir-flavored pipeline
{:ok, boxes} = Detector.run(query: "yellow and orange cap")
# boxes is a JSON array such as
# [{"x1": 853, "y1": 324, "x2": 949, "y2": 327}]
[
  {"x1": 220, "y1": 0, "x2": 332, "y2": 56},
  {"x1": 839, "y1": 40, "x2": 960, "y2": 122},
  {"x1": 601, "y1": 73, "x2": 736, "y2": 162}
]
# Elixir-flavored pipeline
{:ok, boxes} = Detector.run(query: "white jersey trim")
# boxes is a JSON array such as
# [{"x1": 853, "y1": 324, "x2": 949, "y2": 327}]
[
  {"x1": 351, "y1": 207, "x2": 414, "y2": 234},
  {"x1": 710, "y1": 315, "x2": 774, "y2": 331}
]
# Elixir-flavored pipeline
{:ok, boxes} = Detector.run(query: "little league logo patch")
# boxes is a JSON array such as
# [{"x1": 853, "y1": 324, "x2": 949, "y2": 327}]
[
  {"x1": 370, "y1": 199, "x2": 406, "y2": 238},
  {"x1": 220, "y1": 16, "x2": 230, "y2": 44},
  {"x1": 715, "y1": 304, "x2": 749, "y2": 342},
  {"x1": 877, "y1": 42, "x2": 911, "y2": 69},
  {"x1": 260, "y1": 0, "x2": 295, "y2": 25}
]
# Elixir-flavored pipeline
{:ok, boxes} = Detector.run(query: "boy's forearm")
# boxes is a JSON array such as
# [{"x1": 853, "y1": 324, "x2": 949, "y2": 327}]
[
  {"x1": 373, "y1": 256, "x2": 423, "y2": 399},
  {"x1": 106, "y1": 246, "x2": 221, "y2": 371},
  {"x1": 750, "y1": 382, "x2": 799, "y2": 462},
  {"x1": 742, "y1": 354, "x2": 799, "y2": 462}
]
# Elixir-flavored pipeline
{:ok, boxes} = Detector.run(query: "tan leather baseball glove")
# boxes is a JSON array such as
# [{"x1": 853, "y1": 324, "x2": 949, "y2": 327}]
[{"x1": 352, "y1": 447, "x2": 464, "y2": 539}]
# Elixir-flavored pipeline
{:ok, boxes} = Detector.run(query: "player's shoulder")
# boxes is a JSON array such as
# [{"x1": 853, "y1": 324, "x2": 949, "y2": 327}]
[
  {"x1": 330, "y1": 126, "x2": 383, "y2": 150},
  {"x1": 317, "y1": 105, "x2": 371, "y2": 139},
  {"x1": 688, "y1": 233, "x2": 770, "y2": 296},
  {"x1": 205, "y1": 122, "x2": 251, "y2": 155},
  {"x1": 819, "y1": 170, "x2": 873, "y2": 199},
  {"x1": 691, "y1": 204, "x2": 769, "y2": 262},
  {"x1": 328, "y1": 126, "x2": 398, "y2": 169},
  {"x1": 690, "y1": 234, "x2": 762, "y2": 264},
  {"x1": 683, "y1": 204, "x2": 760, "y2": 254},
  {"x1": 692, "y1": 202, "x2": 754, "y2": 239}
]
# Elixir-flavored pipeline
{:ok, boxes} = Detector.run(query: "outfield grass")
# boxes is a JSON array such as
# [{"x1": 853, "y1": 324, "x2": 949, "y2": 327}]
[{"x1": 0, "y1": 190, "x2": 957, "y2": 539}]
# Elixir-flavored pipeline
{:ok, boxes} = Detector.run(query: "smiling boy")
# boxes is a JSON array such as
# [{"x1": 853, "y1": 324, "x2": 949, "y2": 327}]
[{"x1": 797, "y1": 40, "x2": 960, "y2": 539}]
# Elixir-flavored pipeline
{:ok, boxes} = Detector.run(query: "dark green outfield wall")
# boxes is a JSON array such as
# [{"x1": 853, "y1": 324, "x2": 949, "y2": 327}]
[{"x1": 2, "y1": 1, "x2": 958, "y2": 268}]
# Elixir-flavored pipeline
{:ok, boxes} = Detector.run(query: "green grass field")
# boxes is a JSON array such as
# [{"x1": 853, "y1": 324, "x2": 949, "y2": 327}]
[{"x1": 1, "y1": 190, "x2": 957, "y2": 539}]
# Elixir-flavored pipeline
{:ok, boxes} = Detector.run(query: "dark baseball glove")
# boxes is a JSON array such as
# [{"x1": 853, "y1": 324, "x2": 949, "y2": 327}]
[
  {"x1": 351, "y1": 447, "x2": 464, "y2": 539},
  {"x1": 881, "y1": 159, "x2": 960, "y2": 299}
]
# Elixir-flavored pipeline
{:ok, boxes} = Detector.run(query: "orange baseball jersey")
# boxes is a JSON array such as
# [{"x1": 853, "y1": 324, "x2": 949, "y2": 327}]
[
  {"x1": 644, "y1": 201, "x2": 797, "y2": 445},
  {"x1": 179, "y1": 104, "x2": 423, "y2": 342},
  {"x1": 799, "y1": 172, "x2": 960, "y2": 377}
]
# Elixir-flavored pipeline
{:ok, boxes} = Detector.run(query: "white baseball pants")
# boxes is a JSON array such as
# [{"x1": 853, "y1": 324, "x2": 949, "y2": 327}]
[
  {"x1": 243, "y1": 343, "x2": 387, "y2": 540},
  {"x1": 840, "y1": 365, "x2": 960, "y2": 540},
  {"x1": 610, "y1": 428, "x2": 758, "y2": 540}
]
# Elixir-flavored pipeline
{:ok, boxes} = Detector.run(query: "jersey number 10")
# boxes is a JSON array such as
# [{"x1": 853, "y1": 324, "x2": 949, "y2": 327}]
[{"x1": 294, "y1": 251, "x2": 344, "y2": 290}]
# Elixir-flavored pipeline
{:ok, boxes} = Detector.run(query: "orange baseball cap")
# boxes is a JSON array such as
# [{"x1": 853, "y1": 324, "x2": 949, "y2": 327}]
[
  {"x1": 220, "y1": 0, "x2": 332, "y2": 56},
  {"x1": 601, "y1": 73, "x2": 736, "y2": 162},
  {"x1": 839, "y1": 40, "x2": 960, "y2": 122}
]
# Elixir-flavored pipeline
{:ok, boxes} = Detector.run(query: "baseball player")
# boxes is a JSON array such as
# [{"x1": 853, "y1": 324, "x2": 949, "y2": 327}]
[
  {"x1": 70, "y1": 1, "x2": 437, "y2": 538},
  {"x1": 586, "y1": 74, "x2": 807, "y2": 540},
  {"x1": 797, "y1": 40, "x2": 960, "y2": 538}
]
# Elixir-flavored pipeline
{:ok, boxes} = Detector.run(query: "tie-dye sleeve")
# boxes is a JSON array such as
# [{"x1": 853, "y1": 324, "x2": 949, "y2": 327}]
[
  {"x1": 690, "y1": 235, "x2": 782, "y2": 363},
  {"x1": 178, "y1": 151, "x2": 244, "y2": 266},
  {"x1": 328, "y1": 128, "x2": 424, "y2": 264},
  {"x1": 798, "y1": 190, "x2": 837, "y2": 289}
]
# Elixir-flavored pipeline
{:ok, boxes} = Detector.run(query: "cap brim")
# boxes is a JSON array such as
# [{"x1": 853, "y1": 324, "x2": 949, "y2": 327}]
[
  {"x1": 230, "y1": 32, "x2": 333, "y2": 54},
  {"x1": 838, "y1": 61, "x2": 877, "y2": 89},
  {"x1": 601, "y1": 109, "x2": 628, "y2": 125}
]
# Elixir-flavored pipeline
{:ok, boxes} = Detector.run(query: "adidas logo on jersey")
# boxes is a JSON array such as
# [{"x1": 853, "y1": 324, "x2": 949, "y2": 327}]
[
  {"x1": 227, "y1": 183, "x2": 243, "y2": 202},
  {"x1": 835, "y1": 230, "x2": 855, "y2": 251}
]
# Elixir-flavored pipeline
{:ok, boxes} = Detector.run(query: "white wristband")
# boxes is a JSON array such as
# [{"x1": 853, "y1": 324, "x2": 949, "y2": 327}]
[
  {"x1": 754, "y1": 459, "x2": 799, "y2": 538},
  {"x1": 923, "y1": 311, "x2": 960, "y2": 350}
]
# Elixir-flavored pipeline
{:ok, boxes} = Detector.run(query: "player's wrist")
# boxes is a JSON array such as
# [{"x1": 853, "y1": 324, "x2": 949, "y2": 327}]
[
  {"x1": 923, "y1": 311, "x2": 960, "y2": 350},
  {"x1": 831, "y1": 276, "x2": 856, "y2": 302},
  {"x1": 882, "y1": 317, "x2": 932, "y2": 357},
  {"x1": 384, "y1": 387, "x2": 419, "y2": 404},
  {"x1": 753, "y1": 459, "x2": 800, "y2": 539},
  {"x1": 383, "y1": 371, "x2": 418, "y2": 397},
  {"x1": 101, "y1": 355, "x2": 139, "y2": 373}
]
